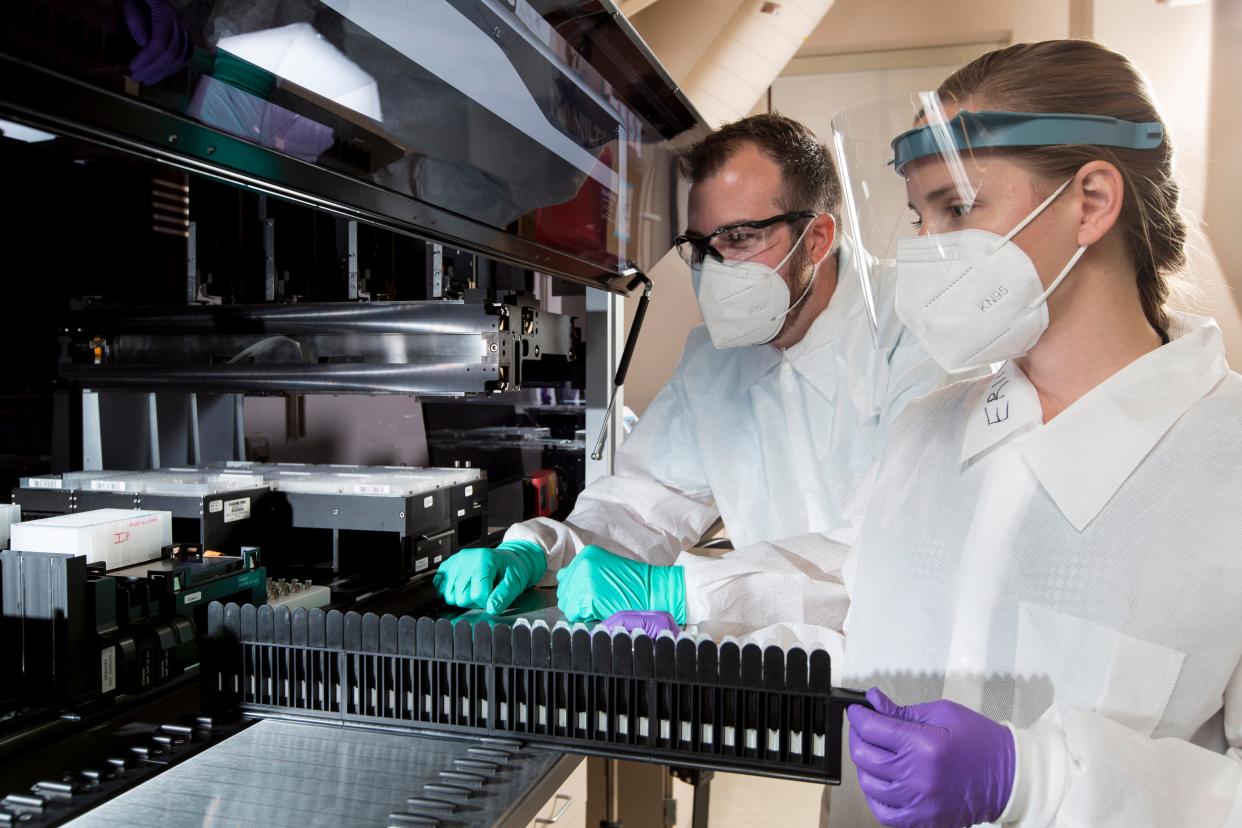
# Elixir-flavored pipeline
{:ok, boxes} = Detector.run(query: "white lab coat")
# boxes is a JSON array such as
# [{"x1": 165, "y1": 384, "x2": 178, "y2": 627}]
[
  {"x1": 506, "y1": 248, "x2": 950, "y2": 609},
  {"x1": 829, "y1": 313, "x2": 1242, "y2": 826}
]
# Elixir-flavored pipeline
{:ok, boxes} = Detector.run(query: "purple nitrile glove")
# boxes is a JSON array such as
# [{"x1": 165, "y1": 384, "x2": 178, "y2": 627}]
[
  {"x1": 599, "y1": 610, "x2": 680, "y2": 638},
  {"x1": 846, "y1": 688, "x2": 1015, "y2": 828},
  {"x1": 120, "y1": 0, "x2": 192, "y2": 85}
]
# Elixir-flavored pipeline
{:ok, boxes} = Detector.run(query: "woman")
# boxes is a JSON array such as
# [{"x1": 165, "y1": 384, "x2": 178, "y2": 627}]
[{"x1": 829, "y1": 40, "x2": 1242, "y2": 826}]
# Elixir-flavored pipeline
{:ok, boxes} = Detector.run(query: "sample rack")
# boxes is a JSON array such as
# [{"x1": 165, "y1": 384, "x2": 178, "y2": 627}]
[{"x1": 203, "y1": 602, "x2": 867, "y2": 784}]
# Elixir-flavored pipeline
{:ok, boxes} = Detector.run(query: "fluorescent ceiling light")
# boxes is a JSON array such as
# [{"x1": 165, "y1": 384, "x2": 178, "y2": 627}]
[{"x1": 0, "y1": 118, "x2": 56, "y2": 143}]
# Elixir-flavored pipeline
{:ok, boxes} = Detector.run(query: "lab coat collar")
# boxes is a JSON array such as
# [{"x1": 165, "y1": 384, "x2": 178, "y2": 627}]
[
  {"x1": 961, "y1": 313, "x2": 1229, "y2": 531},
  {"x1": 959, "y1": 362, "x2": 1043, "y2": 465},
  {"x1": 735, "y1": 241, "x2": 860, "y2": 395}
]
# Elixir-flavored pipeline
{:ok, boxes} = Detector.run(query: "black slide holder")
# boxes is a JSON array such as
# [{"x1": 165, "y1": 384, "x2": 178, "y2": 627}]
[{"x1": 202, "y1": 602, "x2": 868, "y2": 784}]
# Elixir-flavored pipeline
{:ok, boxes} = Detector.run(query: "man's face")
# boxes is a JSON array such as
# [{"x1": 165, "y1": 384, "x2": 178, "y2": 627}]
[{"x1": 686, "y1": 143, "x2": 818, "y2": 345}]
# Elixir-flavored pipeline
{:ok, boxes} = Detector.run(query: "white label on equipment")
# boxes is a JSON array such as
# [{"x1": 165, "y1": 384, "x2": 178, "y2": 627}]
[
  {"x1": 184, "y1": 591, "x2": 202, "y2": 605},
  {"x1": 208, "y1": 499, "x2": 223, "y2": 513},
  {"x1": 91, "y1": 480, "x2": 128, "y2": 492},
  {"x1": 415, "y1": 558, "x2": 430, "y2": 573},
  {"x1": 101, "y1": 646, "x2": 117, "y2": 693},
  {"x1": 433, "y1": 555, "x2": 443, "y2": 564},
  {"x1": 356, "y1": 484, "x2": 391, "y2": 495},
  {"x1": 223, "y1": 497, "x2": 251, "y2": 523},
  {"x1": 27, "y1": 477, "x2": 62, "y2": 489},
  {"x1": 457, "y1": 509, "x2": 466, "y2": 517},
  {"x1": 423, "y1": 496, "x2": 434, "y2": 509},
  {"x1": 464, "y1": 486, "x2": 473, "y2": 497}
]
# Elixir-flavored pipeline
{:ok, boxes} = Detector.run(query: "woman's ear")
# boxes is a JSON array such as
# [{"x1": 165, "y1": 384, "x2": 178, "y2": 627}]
[
  {"x1": 809, "y1": 213, "x2": 837, "y2": 264},
  {"x1": 1074, "y1": 160, "x2": 1125, "y2": 247}
]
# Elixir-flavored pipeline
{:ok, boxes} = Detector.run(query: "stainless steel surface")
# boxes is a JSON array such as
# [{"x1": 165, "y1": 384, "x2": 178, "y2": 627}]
[
  {"x1": 185, "y1": 221, "x2": 197, "y2": 305},
  {"x1": 61, "y1": 361, "x2": 501, "y2": 395},
  {"x1": 584, "y1": 289, "x2": 624, "y2": 482},
  {"x1": 233, "y1": 395, "x2": 246, "y2": 460},
  {"x1": 74, "y1": 301, "x2": 508, "y2": 336},
  {"x1": 431, "y1": 244, "x2": 445, "y2": 299},
  {"x1": 63, "y1": 719, "x2": 571, "y2": 828},
  {"x1": 109, "y1": 332, "x2": 495, "y2": 365},
  {"x1": 347, "y1": 220, "x2": 360, "y2": 301},
  {"x1": 146, "y1": 392, "x2": 160, "y2": 469},
  {"x1": 81, "y1": 390, "x2": 102, "y2": 471},
  {"x1": 188, "y1": 393, "x2": 201, "y2": 465},
  {"x1": 263, "y1": 217, "x2": 277, "y2": 302},
  {"x1": 64, "y1": 299, "x2": 575, "y2": 396},
  {"x1": 589, "y1": 386, "x2": 619, "y2": 462}
]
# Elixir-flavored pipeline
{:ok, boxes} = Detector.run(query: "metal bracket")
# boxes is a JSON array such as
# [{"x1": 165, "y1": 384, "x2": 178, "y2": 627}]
[
  {"x1": 186, "y1": 221, "x2": 198, "y2": 305},
  {"x1": 263, "y1": 218, "x2": 276, "y2": 302},
  {"x1": 347, "y1": 220, "x2": 360, "y2": 300}
]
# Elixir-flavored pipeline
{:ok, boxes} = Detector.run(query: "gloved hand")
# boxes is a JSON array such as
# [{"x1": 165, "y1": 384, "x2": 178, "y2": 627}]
[
  {"x1": 847, "y1": 688, "x2": 1015, "y2": 828},
  {"x1": 556, "y1": 545, "x2": 685, "y2": 623},
  {"x1": 119, "y1": 0, "x2": 193, "y2": 85},
  {"x1": 600, "y1": 610, "x2": 681, "y2": 638},
  {"x1": 433, "y1": 540, "x2": 547, "y2": 615}
]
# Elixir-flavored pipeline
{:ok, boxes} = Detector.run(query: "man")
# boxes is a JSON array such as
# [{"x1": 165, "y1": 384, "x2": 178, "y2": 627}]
[{"x1": 434, "y1": 113, "x2": 947, "y2": 628}]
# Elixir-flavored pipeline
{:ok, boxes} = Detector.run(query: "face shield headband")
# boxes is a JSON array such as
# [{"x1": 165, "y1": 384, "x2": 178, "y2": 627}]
[{"x1": 890, "y1": 109, "x2": 1164, "y2": 175}]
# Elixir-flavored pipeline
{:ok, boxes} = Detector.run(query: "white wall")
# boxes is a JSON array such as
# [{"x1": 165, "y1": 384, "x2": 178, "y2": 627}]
[
  {"x1": 1092, "y1": 0, "x2": 1242, "y2": 360},
  {"x1": 1205, "y1": 0, "x2": 1242, "y2": 299},
  {"x1": 630, "y1": 0, "x2": 749, "y2": 82},
  {"x1": 797, "y1": 0, "x2": 1012, "y2": 54},
  {"x1": 771, "y1": 63, "x2": 961, "y2": 136}
]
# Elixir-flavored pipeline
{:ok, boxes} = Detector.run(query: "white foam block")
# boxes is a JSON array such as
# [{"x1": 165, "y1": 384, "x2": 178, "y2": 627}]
[
  {"x1": 10, "y1": 508, "x2": 172, "y2": 570},
  {"x1": 0, "y1": 503, "x2": 20, "y2": 548}
]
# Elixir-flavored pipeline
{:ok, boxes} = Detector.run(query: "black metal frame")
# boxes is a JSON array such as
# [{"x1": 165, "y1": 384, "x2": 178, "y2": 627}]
[
  {"x1": 0, "y1": 53, "x2": 638, "y2": 295},
  {"x1": 538, "y1": 0, "x2": 706, "y2": 140}
]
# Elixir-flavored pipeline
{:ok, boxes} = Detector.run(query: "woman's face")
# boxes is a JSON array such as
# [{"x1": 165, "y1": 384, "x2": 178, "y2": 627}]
[{"x1": 902, "y1": 149, "x2": 1082, "y2": 295}]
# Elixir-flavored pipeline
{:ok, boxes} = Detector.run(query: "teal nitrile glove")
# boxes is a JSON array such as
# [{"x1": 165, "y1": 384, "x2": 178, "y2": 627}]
[
  {"x1": 555, "y1": 545, "x2": 686, "y2": 624},
  {"x1": 433, "y1": 540, "x2": 547, "y2": 615}
]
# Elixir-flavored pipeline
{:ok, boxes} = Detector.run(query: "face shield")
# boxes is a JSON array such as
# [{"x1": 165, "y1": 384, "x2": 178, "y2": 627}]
[{"x1": 830, "y1": 93, "x2": 1163, "y2": 370}]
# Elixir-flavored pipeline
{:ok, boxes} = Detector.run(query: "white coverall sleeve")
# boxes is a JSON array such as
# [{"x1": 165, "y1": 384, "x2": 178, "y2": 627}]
[
  {"x1": 675, "y1": 532, "x2": 852, "y2": 630},
  {"x1": 669, "y1": 328, "x2": 936, "y2": 632},
  {"x1": 504, "y1": 371, "x2": 720, "y2": 578},
  {"x1": 1000, "y1": 656, "x2": 1242, "y2": 826}
]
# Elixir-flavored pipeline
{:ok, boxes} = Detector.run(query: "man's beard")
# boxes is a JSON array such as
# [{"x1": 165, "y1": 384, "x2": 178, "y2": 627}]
[{"x1": 774, "y1": 243, "x2": 816, "y2": 341}]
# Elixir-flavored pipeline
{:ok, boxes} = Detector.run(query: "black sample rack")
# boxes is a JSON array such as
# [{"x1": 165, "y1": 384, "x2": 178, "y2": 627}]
[{"x1": 203, "y1": 602, "x2": 866, "y2": 784}]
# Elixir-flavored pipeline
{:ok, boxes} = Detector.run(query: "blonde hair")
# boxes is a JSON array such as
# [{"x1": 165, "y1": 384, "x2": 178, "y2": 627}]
[{"x1": 939, "y1": 40, "x2": 1184, "y2": 340}]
